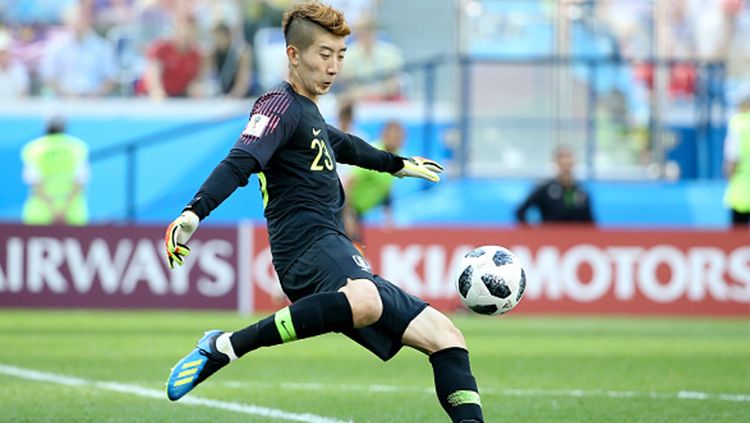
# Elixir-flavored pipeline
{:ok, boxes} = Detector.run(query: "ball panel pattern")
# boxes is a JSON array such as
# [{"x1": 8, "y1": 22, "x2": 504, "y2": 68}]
[
  {"x1": 492, "y1": 249, "x2": 514, "y2": 266},
  {"x1": 469, "y1": 303, "x2": 498, "y2": 315},
  {"x1": 516, "y1": 269, "x2": 526, "y2": 302},
  {"x1": 481, "y1": 273, "x2": 511, "y2": 299},
  {"x1": 458, "y1": 266, "x2": 473, "y2": 298},
  {"x1": 465, "y1": 249, "x2": 486, "y2": 258}
]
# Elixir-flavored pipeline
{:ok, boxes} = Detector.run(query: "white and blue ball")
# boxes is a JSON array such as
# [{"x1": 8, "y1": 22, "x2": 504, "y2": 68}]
[{"x1": 455, "y1": 245, "x2": 526, "y2": 316}]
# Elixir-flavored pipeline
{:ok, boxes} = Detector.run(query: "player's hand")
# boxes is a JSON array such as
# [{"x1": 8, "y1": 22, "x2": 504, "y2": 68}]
[
  {"x1": 165, "y1": 211, "x2": 200, "y2": 269},
  {"x1": 394, "y1": 157, "x2": 443, "y2": 182}
]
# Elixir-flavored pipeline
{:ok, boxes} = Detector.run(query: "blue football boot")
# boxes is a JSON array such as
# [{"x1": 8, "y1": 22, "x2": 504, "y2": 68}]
[{"x1": 166, "y1": 330, "x2": 229, "y2": 401}]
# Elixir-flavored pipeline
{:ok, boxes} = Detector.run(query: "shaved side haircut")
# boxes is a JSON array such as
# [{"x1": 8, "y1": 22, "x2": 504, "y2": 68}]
[{"x1": 282, "y1": 1, "x2": 351, "y2": 50}]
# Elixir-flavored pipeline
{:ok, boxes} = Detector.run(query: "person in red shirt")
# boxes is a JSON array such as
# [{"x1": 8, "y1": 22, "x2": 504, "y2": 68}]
[{"x1": 142, "y1": 13, "x2": 205, "y2": 100}]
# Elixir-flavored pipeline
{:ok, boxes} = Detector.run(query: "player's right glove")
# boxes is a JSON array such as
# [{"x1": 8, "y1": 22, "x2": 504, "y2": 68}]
[
  {"x1": 165, "y1": 211, "x2": 200, "y2": 269},
  {"x1": 394, "y1": 157, "x2": 444, "y2": 182}
]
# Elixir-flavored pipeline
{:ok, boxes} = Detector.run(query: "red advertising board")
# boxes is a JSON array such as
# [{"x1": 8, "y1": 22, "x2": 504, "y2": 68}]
[
  {"x1": 251, "y1": 226, "x2": 750, "y2": 315},
  {"x1": 0, "y1": 224, "x2": 246, "y2": 310},
  {"x1": 1, "y1": 224, "x2": 748, "y2": 315}
]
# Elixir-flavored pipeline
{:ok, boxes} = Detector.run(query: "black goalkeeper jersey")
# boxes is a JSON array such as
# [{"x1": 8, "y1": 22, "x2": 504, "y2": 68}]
[{"x1": 232, "y1": 82, "x2": 402, "y2": 277}]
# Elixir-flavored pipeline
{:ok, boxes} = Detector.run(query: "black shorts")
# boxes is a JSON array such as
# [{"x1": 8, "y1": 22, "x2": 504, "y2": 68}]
[{"x1": 280, "y1": 232, "x2": 428, "y2": 361}]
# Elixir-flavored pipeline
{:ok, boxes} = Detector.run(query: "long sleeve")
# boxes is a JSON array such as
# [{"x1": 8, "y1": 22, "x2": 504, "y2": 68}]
[
  {"x1": 184, "y1": 148, "x2": 261, "y2": 220},
  {"x1": 327, "y1": 124, "x2": 404, "y2": 173}
]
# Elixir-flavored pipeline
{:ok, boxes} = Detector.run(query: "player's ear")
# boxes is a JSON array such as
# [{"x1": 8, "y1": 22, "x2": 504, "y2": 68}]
[{"x1": 286, "y1": 45, "x2": 300, "y2": 66}]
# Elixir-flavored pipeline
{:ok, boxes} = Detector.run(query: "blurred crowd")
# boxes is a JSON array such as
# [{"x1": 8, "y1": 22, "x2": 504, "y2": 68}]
[
  {"x1": 595, "y1": 0, "x2": 750, "y2": 98},
  {"x1": 2, "y1": 1, "x2": 747, "y2": 103},
  {"x1": 0, "y1": 0, "x2": 405, "y2": 101}
]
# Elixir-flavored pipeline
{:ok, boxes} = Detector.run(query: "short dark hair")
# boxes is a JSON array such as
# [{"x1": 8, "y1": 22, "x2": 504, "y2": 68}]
[
  {"x1": 213, "y1": 23, "x2": 231, "y2": 38},
  {"x1": 46, "y1": 115, "x2": 66, "y2": 135},
  {"x1": 282, "y1": 1, "x2": 351, "y2": 50}
]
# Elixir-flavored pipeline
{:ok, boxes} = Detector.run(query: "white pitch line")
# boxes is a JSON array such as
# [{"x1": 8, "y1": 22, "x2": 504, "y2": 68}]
[
  {"x1": 0, "y1": 364, "x2": 351, "y2": 423},
  {"x1": 217, "y1": 380, "x2": 750, "y2": 403}
]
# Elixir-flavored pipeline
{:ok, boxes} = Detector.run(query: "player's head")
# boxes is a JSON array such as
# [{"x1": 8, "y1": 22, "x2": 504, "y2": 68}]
[
  {"x1": 553, "y1": 145, "x2": 575, "y2": 182},
  {"x1": 739, "y1": 94, "x2": 750, "y2": 112},
  {"x1": 63, "y1": 4, "x2": 92, "y2": 38},
  {"x1": 174, "y1": 13, "x2": 198, "y2": 47},
  {"x1": 212, "y1": 24, "x2": 232, "y2": 52},
  {"x1": 46, "y1": 114, "x2": 66, "y2": 135},
  {"x1": 338, "y1": 100, "x2": 354, "y2": 131},
  {"x1": 381, "y1": 120, "x2": 404, "y2": 153},
  {"x1": 282, "y1": 1, "x2": 351, "y2": 100}
]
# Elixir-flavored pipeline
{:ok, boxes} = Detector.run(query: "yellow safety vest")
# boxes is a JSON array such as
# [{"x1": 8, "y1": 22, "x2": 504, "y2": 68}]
[
  {"x1": 725, "y1": 111, "x2": 750, "y2": 212},
  {"x1": 20, "y1": 134, "x2": 89, "y2": 225}
]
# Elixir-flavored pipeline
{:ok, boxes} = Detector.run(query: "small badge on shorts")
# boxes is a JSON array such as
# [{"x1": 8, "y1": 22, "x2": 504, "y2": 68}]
[{"x1": 352, "y1": 255, "x2": 372, "y2": 273}]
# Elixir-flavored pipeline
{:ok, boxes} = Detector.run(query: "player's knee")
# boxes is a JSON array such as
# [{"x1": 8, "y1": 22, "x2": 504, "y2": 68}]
[
  {"x1": 339, "y1": 278, "x2": 382, "y2": 328},
  {"x1": 433, "y1": 315, "x2": 466, "y2": 351},
  {"x1": 443, "y1": 321, "x2": 466, "y2": 349}
]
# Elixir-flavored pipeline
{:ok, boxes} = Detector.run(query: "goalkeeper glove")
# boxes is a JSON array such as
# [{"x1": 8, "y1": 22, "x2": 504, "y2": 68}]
[
  {"x1": 394, "y1": 157, "x2": 444, "y2": 182},
  {"x1": 165, "y1": 210, "x2": 200, "y2": 269}
]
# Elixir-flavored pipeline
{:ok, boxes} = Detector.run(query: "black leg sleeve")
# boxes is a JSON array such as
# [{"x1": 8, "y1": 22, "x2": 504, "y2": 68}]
[
  {"x1": 430, "y1": 347, "x2": 484, "y2": 423},
  {"x1": 229, "y1": 291, "x2": 353, "y2": 357}
]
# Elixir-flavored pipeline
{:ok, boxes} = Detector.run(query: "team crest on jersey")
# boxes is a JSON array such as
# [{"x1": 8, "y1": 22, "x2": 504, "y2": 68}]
[
  {"x1": 243, "y1": 114, "x2": 271, "y2": 137},
  {"x1": 352, "y1": 255, "x2": 372, "y2": 273}
]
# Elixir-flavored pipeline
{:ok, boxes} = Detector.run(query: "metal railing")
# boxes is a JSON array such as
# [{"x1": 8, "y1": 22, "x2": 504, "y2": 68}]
[
  {"x1": 89, "y1": 114, "x2": 245, "y2": 222},
  {"x1": 87, "y1": 55, "x2": 728, "y2": 221}
]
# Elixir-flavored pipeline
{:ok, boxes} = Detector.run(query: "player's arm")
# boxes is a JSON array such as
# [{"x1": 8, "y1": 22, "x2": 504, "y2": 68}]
[
  {"x1": 166, "y1": 93, "x2": 301, "y2": 268},
  {"x1": 327, "y1": 125, "x2": 443, "y2": 182},
  {"x1": 514, "y1": 184, "x2": 543, "y2": 224},
  {"x1": 581, "y1": 189, "x2": 596, "y2": 224},
  {"x1": 165, "y1": 149, "x2": 260, "y2": 268}
]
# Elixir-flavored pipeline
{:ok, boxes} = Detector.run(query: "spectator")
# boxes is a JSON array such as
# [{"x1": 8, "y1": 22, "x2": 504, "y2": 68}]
[
  {"x1": 210, "y1": 23, "x2": 252, "y2": 98},
  {"x1": 343, "y1": 120, "x2": 405, "y2": 246},
  {"x1": 335, "y1": 98, "x2": 367, "y2": 137},
  {"x1": 141, "y1": 12, "x2": 205, "y2": 100},
  {"x1": 327, "y1": 0, "x2": 380, "y2": 24},
  {"x1": 39, "y1": 4, "x2": 117, "y2": 97},
  {"x1": 339, "y1": 17, "x2": 404, "y2": 101},
  {"x1": 21, "y1": 116, "x2": 90, "y2": 226},
  {"x1": 134, "y1": 0, "x2": 176, "y2": 47},
  {"x1": 193, "y1": 0, "x2": 244, "y2": 45},
  {"x1": 0, "y1": 30, "x2": 30, "y2": 98},
  {"x1": 515, "y1": 146, "x2": 595, "y2": 225},
  {"x1": 723, "y1": 93, "x2": 750, "y2": 227},
  {"x1": 84, "y1": 0, "x2": 136, "y2": 33},
  {"x1": 240, "y1": 0, "x2": 285, "y2": 49}
]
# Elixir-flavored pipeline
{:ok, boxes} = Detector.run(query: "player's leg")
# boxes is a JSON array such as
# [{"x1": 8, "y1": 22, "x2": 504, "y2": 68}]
[
  {"x1": 402, "y1": 307, "x2": 484, "y2": 423},
  {"x1": 166, "y1": 234, "x2": 381, "y2": 401},
  {"x1": 335, "y1": 272, "x2": 483, "y2": 422},
  {"x1": 166, "y1": 289, "x2": 357, "y2": 401}
]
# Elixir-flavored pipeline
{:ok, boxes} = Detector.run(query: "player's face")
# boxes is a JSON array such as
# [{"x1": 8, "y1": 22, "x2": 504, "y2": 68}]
[
  {"x1": 382, "y1": 123, "x2": 404, "y2": 152},
  {"x1": 293, "y1": 30, "x2": 346, "y2": 99}
]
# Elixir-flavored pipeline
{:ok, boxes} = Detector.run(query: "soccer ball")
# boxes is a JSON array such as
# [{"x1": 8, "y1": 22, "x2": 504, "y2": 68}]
[{"x1": 455, "y1": 245, "x2": 526, "y2": 316}]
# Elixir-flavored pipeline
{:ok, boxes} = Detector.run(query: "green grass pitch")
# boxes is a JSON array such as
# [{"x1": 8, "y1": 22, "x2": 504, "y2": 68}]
[{"x1": 0, "y1": 309, "x2": 747, "y2": 422}]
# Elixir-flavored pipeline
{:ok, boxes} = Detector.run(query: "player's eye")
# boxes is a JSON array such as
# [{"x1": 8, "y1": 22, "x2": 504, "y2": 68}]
[
  {"x1": 320, "y1": 53, "x2": 331, "y2": 59},
  {"x1": 338, "y1": 54, "x2": 345, "y2": 61}
]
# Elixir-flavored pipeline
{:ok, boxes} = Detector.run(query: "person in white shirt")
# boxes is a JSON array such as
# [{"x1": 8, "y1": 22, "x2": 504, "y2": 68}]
[
  {"x1": 339, "y1": 17, "x2": 405, "y2": 100},
  {"x1": 40, "y1": 4, "x2": 117, "y2": 97},
  {"x1": 0, "y1": 30, "x2": 30, "y2": 98}
]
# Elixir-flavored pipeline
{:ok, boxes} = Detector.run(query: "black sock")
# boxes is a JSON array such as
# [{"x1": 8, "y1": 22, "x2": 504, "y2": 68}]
[
  {"x1": 430, "y1": 347, "x2": 484, "y2": 423},
  {"x1": 229, "y1": 291, "x2": 353, "y2": 357}
]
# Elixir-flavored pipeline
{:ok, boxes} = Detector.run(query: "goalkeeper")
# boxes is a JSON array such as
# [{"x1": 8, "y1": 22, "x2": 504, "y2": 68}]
[{"x1": 164, "y1": 2, "x2": 484, "y2": 422}]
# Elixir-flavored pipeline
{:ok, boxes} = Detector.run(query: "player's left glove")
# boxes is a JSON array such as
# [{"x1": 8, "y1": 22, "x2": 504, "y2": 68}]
[
  {"x1": 165, "y1": 211, "x2": 200, "y2": 269},
  {"x1": 394, "y1": 157, "x2": 444, "y2": 182}
]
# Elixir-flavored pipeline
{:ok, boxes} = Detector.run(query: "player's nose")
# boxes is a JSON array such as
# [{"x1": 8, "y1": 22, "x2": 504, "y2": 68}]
[{"x1": 328, "y1": 61, "x2": 340, "y2": 75}]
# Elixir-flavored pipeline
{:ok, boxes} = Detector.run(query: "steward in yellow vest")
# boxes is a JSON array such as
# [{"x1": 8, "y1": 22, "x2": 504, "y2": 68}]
[
  {"x1": 20, "y1": 117, "x2": 89, "y2": 225},
  {"x1": 724, "y1": 96, "x2": 750, "y2": 227}
]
